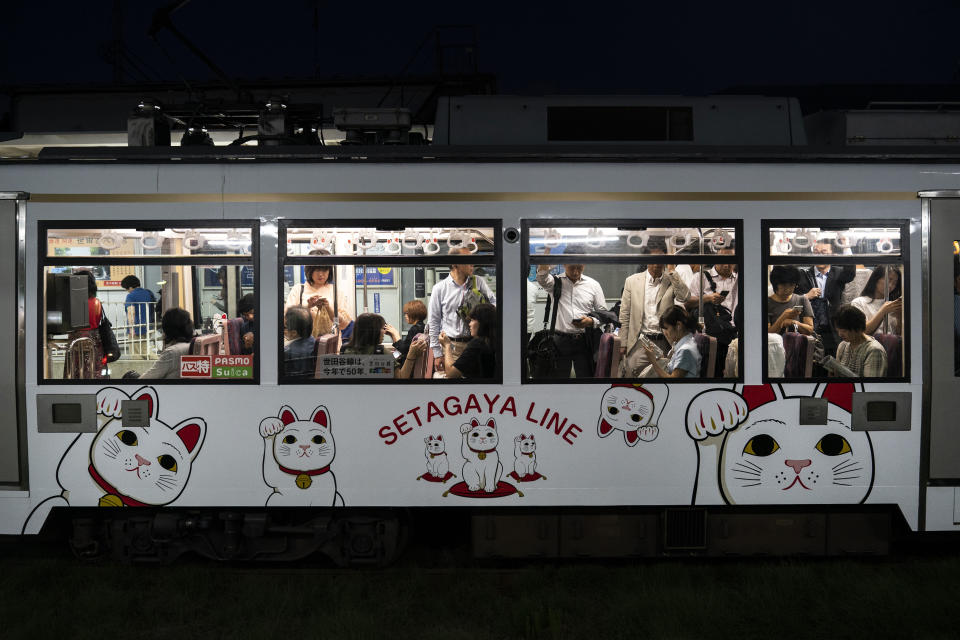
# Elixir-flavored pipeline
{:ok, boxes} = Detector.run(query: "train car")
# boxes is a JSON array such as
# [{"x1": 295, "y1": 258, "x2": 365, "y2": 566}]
[{"x1": 1, "y1": 96, "x2": 959, "y2": 563}]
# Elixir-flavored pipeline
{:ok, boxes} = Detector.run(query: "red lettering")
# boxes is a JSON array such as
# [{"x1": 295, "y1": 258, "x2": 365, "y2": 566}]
[
  {"x1": 406, "y1": 406, "x2": 423, "y2": 427},
  {"x1": 393, "y1": 415, "x2": 411, "y2": 436},
  {"x1": 378, "y1": 426, "x2": 398, "y2": 446},
  {"x1": 483, "y1": 393, "x2": 500, "y2": 413},
  {"x1": 443, "y1": 396, "x2": 462, "y2": 416},
  {"x1": 500, "y1": 396, "x2": 517, "y2": 417},
  {"x1": 562, "y1": 423, "x2": 582, "y2": 445},
  {"x1": 525, "y1": 402, "x2": 541, "y2": 424},
  {"x1": 545, "y1": 412, "x2": 568, "y2": 435},
  {"x1": 464, "y1": 394, "x2": 481, "y2": 414},
  {"x1": 426, "y1": 401, "x2": 443, "y2": 422}
]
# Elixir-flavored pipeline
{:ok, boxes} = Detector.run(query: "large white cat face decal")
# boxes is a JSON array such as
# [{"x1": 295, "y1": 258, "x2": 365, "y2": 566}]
[{"x1": 686, "y1": 384, "x2": 875, "y2": 505}]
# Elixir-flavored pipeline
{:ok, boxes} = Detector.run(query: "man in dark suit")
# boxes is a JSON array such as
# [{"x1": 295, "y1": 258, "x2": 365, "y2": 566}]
[{"x1": 795, "y1": 239, "x2": 855, "y2": 375}]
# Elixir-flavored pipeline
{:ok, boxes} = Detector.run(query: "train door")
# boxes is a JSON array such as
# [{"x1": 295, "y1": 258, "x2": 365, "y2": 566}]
[
  {"x1": 0, "y1": 193, "x2": 26, "y2": 487},
  {"x1": 923, "y1": 191, "x2": 960, "y2": 527}
]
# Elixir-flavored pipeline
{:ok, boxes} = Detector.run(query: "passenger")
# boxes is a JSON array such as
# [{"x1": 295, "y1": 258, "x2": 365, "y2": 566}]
[
  {"x1": 238, "y1": 293, "x2": 255, "y2": 355},
  {"x1": 641, "y1": 306, "x2": 701, "y2": 378},
  {"x1": 536, "y1": 257, "x2": 607, "y2": 378},
  {"x1": 283, "y1": 306, "x2": 315, "y2": 379},
  {"x1": 64, "y1": 269, "x2": 107, "y2": 379},
  {"x1": 284, "y1": 249, "x2": 342, "y2": 338},
  {"x1": 121, "y1": 275, "x2": 156, "y2": 358},
  {"x1": 767, "y1": 266, "x2": 814, "y2": 335},
  {"x1": 341, "y1": 312, "x2": 425, "y2": 378},
  {"x1": 138, "y1": 308, "x2": 194, "y2": 379},
  {"x1": 834, "y1": 305, "x2": 888, "y2": 377},
  {"x1": 211, "y1": 266, "x2": 228, "y2": 313},
  {"x1": 851, "y1": 266, "x2": 902, "y2": 336},
  {"x1": 392, "y1": 299, "x2": 427, "y2": 367},
  {"x1": 685, "y1": 247, "x2": 739, "y2": 374},
  {"x1": 795, "y1": 241, "x2": 855, "y2": 374},
  {"x1": 440, "y1": 303, "x2": 497, "y2": 379},
  {"x1": 428, "y1": 247, "x2": 497, "y2": 373},
  {"x1": 618, "y1": 238, "x2": 689, "y2": 372}
]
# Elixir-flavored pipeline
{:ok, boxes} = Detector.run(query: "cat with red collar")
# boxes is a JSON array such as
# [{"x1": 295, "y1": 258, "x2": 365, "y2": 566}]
[
  {"x1": 460, "y1": 417, "x2": 502, "y2": 493},
  {"x1": 513, "y1": 434, "x2": 538, "y2": 479},
  {"x1": 259, "y1": 405, "x2": 343, "y2": 507},
  {"x1": 421, "y1": 435, "x2": 449, "y2": 480}
]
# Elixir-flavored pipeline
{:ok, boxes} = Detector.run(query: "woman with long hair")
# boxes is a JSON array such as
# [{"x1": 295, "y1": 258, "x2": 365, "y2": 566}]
[
  {"x1": 440, "y1": 303, "x2": 497, "y2": 379},
  {"x1": 851, "y1": 265, "x2": 902, "y2": 336},
  {"x1": 341, "y1": 312, "x2": 425, "y2": 378},
  {"x1": 642, "y1": 305, "x2": 702, "y2": 378},
  {"x1": 284, "y1": 249, "x2": 352, "y2": 338},
  {"x1": 139, "y1": 308, "x2": 194, "y2": 379}
]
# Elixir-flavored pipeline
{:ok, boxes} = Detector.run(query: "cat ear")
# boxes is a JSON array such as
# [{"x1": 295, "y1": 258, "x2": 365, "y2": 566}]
[
  {"x1": 310, "y1": 406, "x2": 330, "y2": 429},
  {"x1": 438, "y1": 435, "x2": 443, "y2": 441},
  {"x1": 425, "y1": 437, "x2": 431, "y2": 443},
  {"x1": 131, "y1": 386, "x2": 159, "y2": 419},
  {"x1": 173, "y1": 417, "x2": 206, "y2": 456},
  {"x1": 514, "y1": 435, "x2": 521, "y2": 442},
  {"x1": 530, "y1": 435, "x2": 534, "y2": 441},
  {"x1": 816, "y1": 383, "x2": 855, "y2": 412},
  {"x1": 470, "y1": 418, "x2": 480, "y2": 427},
  {"x1": 279, "y1": 405, "x2": 298, "y2": 426},
  {"x1": 486, "y1": 418, "x2": 496, "y2": 429}
]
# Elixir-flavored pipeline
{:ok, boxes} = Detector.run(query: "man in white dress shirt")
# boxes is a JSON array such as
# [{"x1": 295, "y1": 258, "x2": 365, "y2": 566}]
[
  {"x1": 536, "y1": 261, "x2": 607, "y2": 378},
  {"x1": 618, "y1": 246, "x2": 690, "y2": 371},
  {"x1": 685, "y1": 247, "x2": 738, "y2": 376},
  {"x1": 428, "y1": 247, "x2": 497, "y2": 373}
]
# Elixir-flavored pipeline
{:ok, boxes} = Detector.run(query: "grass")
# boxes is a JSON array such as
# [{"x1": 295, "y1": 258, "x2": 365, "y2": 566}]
[{"x1": 1, "y1": 549, "x2": 958, "y2": 640}]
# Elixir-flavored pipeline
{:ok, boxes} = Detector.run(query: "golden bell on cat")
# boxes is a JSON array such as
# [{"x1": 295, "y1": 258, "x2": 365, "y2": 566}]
[
  {"x1": 477, "y1": 452, "x2": 486, "y2": 460},
  {"x1": 99, "y1": 494, "x2": 124, "y2": 507},
  {"x1": 295, "y1": 473, "x2": 313, "y2": 489}
]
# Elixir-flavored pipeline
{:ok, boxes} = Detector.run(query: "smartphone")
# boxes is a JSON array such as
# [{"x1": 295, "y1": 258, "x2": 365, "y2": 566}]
[
  {"x1": 718, "y1": 290, "x2": 729, "y2": 298},
  {"x1": 793, "y1": 305, "x2": 803, "y2": 313}
]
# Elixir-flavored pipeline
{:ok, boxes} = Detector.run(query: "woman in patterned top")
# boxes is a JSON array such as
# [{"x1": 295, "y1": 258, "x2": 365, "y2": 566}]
[{"x1": 834, "y1": 305, "x2": 888, "y2": 378}]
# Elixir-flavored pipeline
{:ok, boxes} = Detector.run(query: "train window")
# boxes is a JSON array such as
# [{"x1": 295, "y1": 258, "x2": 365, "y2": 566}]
[
  {"x1": 763, "y1": 224, "x2": 907, "y2": 381},
  {"x1": 40, "y1": 223, "x2": 258, "y2": 383},
  {"x1": 280, "y1": 222, "x2": 500, "y2": 383},
  {"x1": 524, "y1": 223, "x2": 742, "y2": 382},
  {"x1": 953, "y1": 243, "x2": 959, "y2": 377}
]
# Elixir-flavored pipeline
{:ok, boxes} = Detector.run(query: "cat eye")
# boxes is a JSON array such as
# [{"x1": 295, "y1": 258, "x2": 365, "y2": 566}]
[
  {"x1": 607, "y1": 407, "x2": 619, "y2": 415},
  {"x1": 283, "y1": 435, "x2": 296, "y2": 444},
  {"x1": 815, "y1": 434, "x2": 852, "y2": 456},
  {"x1": 742, "y1": 434, "x2": 780, "y2": 457},
  {"x1": 157, "y1": 455, "x2": 178, "y2": 472},
  {"x1": 312, "y1": 435, "x2": 325, "y2": 444},
  {"x1": 115, "y1": 430, "x2": 138, "y2": 446},
  {"x1": 630, "y1": 414, "x2": 641, "y2": 422}
]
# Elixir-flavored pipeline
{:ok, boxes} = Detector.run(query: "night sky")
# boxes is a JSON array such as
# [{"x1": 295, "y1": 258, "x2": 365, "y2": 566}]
[{"x1": 4, "y1": 0, "x2": 959, "y2": 96}]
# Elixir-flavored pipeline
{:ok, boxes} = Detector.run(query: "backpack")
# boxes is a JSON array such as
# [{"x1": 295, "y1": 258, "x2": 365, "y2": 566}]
[
  {"x1": 700, "y1": 271, "x2": 738, "y2": 345},
  {"x1": 456, "y1": 275, "x2": 490, "y2": 323}
]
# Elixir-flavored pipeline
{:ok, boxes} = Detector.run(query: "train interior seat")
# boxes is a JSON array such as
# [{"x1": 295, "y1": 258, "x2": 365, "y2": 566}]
[
  {"x1": 693, "y1": 332, "x2": 717, "y2": 378},
  {"x1": 224, "y1": 318, "x2": 243, "y2": 355},
  {"x1": 874, "y1": 332, "x2": 903, "y2": 377},
  {"x1": 723, "y1": 337, "x2": 739, "y2": 378},
  {"x1": 594, "y1": 333, "x2": 616, "y2": 377},
  {"x1": 767, "y1": 333, "x2": 786, "y2": 377},
  {"x1": 781, "y1": 332, "x2": 814, "y2": 377},
  {"x1": 609, "y1": 335, "x2": 622, "y2": 378},
  {"x1": 191, "y1": 333, "x2": 222, "y2": 356}
]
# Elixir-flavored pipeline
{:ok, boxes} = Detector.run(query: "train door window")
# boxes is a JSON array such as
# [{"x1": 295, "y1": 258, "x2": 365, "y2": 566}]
[
  {"x1": 523, "y1": 222, "x2": 742, "y2": 382},
  {"x1": 763, "y1": 223, "x2": 908, "y2": 381},
  {"x1": 279, "y1": 222, "x2": 500, "y2": 383},
  {"x1": 40, "y1": 224, "x2": 258, "y2": 383}
]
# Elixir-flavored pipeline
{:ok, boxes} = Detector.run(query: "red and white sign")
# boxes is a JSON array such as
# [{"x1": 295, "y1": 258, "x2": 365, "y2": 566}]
[{"x1": 180, "y1": 356, "x2": 212, "y2": 377}]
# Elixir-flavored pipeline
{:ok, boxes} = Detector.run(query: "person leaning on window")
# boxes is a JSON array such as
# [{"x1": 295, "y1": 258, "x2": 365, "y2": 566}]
[
  {"x1": 283, "y1": 306, "x2": 316, "y2": 379},
  {"x1": 767, "y1": 265, "x2": 814, "y2": 335},
  {"x1": 137, "y1": 308, "x2": 194, "y2": 379},
  {"x1": 641, "y1": 306, "x2": 701, "y2": 379},
  {"x1": 391, "y1": 299, "x2": 427, "y2": 367},
  {"x1": 439, "y1": 303, "x2": 497, "y2": 379},
  {"x1": 341, "y1": 312, "x2": 425, "y2": 378},
  {"x1": 834, "y1": 305, "x2": 888, "y2": 377}
]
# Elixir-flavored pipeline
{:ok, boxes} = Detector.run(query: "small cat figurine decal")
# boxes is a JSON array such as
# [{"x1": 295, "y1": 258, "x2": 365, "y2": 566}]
[
  {"x1": 513, "y1": 435, "x2": 538, "y2": 479},
  {"x1": 685, "y1": 383, "x2": 875, "y2": 505},
  {"x1": 597, "y1": 383, "x2": 665, "y2": 447},
  {"x1": 259, "y1": 405, "x2": 344, "y2": 507},
  {"x1": 418, "y1": 435, "x2": 451, "y2": 481},
  {"x1": 23, "y1": 386, "x2": 206, "y2": 533},
  {"x1": 460, "y1": 417, "x2": 502, "y2": 493}
]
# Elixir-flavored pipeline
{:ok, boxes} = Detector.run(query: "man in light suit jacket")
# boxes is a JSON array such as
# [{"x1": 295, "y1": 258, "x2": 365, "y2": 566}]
[{"x1": 618, "y1": 249, "x2": 690, "y2": 372}]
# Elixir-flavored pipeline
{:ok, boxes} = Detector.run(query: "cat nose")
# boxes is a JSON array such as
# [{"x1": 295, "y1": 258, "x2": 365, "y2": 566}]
[
  {"x1": 784, "y1": 459, "x2": 811, "y2": 474},
  {"x1": 135, "y1": 454, "x2": 151, "y2": 466},
  {"x1": 299, "y1": 444, "x2": 310, "y2": 450}
]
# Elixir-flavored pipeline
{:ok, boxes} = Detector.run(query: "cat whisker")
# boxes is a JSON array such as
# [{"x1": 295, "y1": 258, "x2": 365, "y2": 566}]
[
  {"x1": 833, "y1": 482, "x2": 853, "y2": 486},
  {"x1": 733, "y1": 464, "x2": 761, "y2": 475},
  {"x1": 738, "y1": 459, "x2": 763, "y2": 472},
  {"x1": 740, "y1": 482, "x2": 761, "y2": 487},
  {"x1": 833, "y1": 460, "x2": 858, "y2": 471},
  {"x1": 833, "y1": 475, "x2": 861, "y2": 481},
  {"x1": 733, "y1": 476, "x2": 761, "y2": 481}
]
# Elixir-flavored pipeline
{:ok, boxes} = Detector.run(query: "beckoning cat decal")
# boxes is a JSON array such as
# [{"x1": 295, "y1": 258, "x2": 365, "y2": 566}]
[
  {"x1": 685, "y1": 383, "x2": 875, "y2": 506},
  {"x1": 597, "y1": 383, "x2": 668, "y2": 447},
  {"x1": 259, "y1": 405, "x2": 344, "y2": 507},
  {"x1": 441, "y1": 417, "x2": 523, "y2": 499},
  {"x1": 23, "y1": 386, "x2": 206, "y2": 533},
  {"x1": 507, "y1": 434, "x2": 546, "y2": 482},
  {"x1": 417, "y1": 435, "x2": 454, "y2": 482}
]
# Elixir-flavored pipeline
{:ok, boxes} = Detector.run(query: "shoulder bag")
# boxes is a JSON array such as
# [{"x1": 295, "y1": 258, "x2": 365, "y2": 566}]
[{"x1": 526, "y1": 278, "x2": 562, "y2": 377}]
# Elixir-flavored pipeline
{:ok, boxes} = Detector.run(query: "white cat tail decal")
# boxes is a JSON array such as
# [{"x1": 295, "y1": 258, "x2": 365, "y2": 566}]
[
  {"x1": 172, "y1": 418, "x2": 206, "y2": 457},
  {"x1": 685, "y1": 388, "x2": 749, "y2": 440},
  {"x1": 279, "y1": 405, "x2": 298, "y2": 426},
  {"x1": 309, "y1": 406, "x2": 331, "y2": 430}
]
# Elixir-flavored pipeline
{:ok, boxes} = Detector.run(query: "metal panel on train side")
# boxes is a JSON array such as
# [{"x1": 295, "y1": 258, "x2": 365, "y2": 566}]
[
  {"x1": 927, "y1": 196, "x2": 960, "y2": 479},
  {"x1": 0, "y1": 197, "x2": 21, "y2": 484}
]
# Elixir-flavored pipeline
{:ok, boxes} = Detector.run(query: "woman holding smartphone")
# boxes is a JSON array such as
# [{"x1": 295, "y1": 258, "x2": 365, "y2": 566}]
[{"x1": 767, "y1": 265, "x2": 814, "y2": 334}]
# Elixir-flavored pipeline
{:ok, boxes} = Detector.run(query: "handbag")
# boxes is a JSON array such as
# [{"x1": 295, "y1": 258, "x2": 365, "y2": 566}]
[
  {"x1": 98, "y1": 309, "x2": 121, "y2": 363},
  {"x1": 526, "y1": 278, "x2": 562, "y2": 377},
  {"x1": 700, "y1": 271, "x2": 738, "y2": 346},
  {"x1": 299, "y1": 284, "x2": 335, "y2": 338}
]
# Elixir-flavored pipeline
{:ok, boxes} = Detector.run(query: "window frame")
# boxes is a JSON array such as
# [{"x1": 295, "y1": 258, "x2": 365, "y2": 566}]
[
  {"x1": 521, "y1": 218, "x2": 744, "y2": 384},
  {"x1": 278, "y1": 218, "x2": 503, "y2": 385},
  {"x1": 38, "y1": 219, "x2": 261, "y2": 385},
  {"x1": 760, "y1": 218, "x2": 910, "y2": 383}
]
